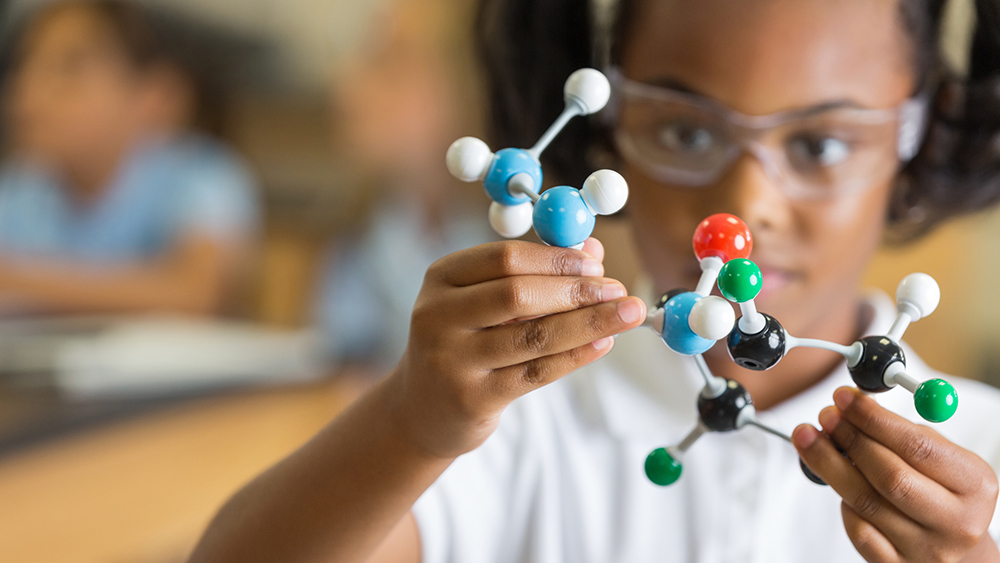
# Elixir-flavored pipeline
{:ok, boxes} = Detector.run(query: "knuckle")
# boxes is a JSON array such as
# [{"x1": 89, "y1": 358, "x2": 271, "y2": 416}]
[
  {"x1": 836, "y1": 425, "x2": 861, "y2": 454},
  {"x1": 852, "y1": 488, "x2": 884, "y2": 520},
  {"x1": 950, "y1": 516, "x2": 985, "y2": 552},
  {"x1": 572, "y1": 279, "x2": 601, "y2": 307},
  {"x1": 881, "y1": 467, "x2": 917, "y2": 503},
  {"x1": 425, "y1": 255, "x2": 446, "y2": 280},
  {"x1": 984, "y1": 470, "x2": 1000, "y2": 501},
  {"x1": 499, "y1": 279, "x2": 532, "y2": 313},
  {"x1": 552, "y1": 249, "x2": 577, "y2": 276},
  {"x1": 495, "y1": 243, "x2": 522, "y2": 277},
  {"x1": 517, "y1": 358, "x2": 548, "y2": 388},
  {"x1": 899, "y1": 432, "x2": 936, "y2": 465},
  {"x1": 848, "y1": 526, "x2": 882, "y2": 560},
  {"x1": 410, "y1": 297, "x2": 437, "y2": 333},
  {"x1": 520, "y1": 321, "x2": 552, "y2": 355},
  {"x1": 584, "y1": 305, "x2": 609, "y2": 336},
  {"x1": 924, "y1": 542, "x2": 952, "y2": 563}
]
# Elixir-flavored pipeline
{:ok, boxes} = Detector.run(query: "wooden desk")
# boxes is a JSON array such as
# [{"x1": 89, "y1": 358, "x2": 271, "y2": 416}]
[{"x1": 0, "y1": 379, "x2": 364, "y2": 563}]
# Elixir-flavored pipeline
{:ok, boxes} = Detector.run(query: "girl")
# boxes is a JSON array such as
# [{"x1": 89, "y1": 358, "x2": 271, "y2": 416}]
[{"x1": 189, "y1": 0, "x2": 1000, "y2": 561}]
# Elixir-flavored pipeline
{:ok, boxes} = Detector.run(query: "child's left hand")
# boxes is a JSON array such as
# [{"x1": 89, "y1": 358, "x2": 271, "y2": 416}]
[{"x1": 793, "y1": 387, "x2": 1000, "y2": 563}]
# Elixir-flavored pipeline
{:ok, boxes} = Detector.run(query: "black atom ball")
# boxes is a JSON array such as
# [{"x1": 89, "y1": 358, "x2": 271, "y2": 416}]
[
  {"x1": 726, "y1": 313, "x2": 786, "y2": 371},
  {"x1": 697, "y1": 379, "x2": 753, "y2": 432},
  {"x1": 848, "y1": 336, "x2": 905, "y2": 393}
]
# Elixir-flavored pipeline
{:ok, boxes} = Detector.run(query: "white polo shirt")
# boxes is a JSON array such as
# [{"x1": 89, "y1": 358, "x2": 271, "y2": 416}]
[{"x1": 412, "y1": 293, "x2": 1000, "y2": 563}]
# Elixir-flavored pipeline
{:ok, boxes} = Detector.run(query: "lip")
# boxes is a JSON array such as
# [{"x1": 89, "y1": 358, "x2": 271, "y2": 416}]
[{"x1": 755, "y1": 265, "x2": 797, "y2": 298}]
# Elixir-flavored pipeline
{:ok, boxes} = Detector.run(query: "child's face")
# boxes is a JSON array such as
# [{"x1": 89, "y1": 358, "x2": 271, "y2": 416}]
[
  {"x1": 619, "y1": 0, "x2": 916, "y2": 337},
  {"x1": 6, "y1": 5, "x2": 176, "y2": 169}
]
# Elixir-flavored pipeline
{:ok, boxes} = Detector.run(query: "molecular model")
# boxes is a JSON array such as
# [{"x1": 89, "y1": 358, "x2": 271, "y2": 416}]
[
  {"x1": 642, "y1": 214, "x2": 959, "y2": 487},
  {"x1": 445, "y1": 69, "x2": 628, "y2": 247}
]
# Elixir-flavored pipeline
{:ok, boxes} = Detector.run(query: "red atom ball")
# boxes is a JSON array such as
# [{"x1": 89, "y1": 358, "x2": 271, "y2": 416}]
[{"x1": 692, "y1": 214, "x2": 753, "y2": 262}]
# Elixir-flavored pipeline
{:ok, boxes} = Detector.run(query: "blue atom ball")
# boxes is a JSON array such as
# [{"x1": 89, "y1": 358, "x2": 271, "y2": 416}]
[
  {"x1": 661, "y1": 292, "x2": 715, "y2": 355},
  {"x1": 482, "y1": 148, "x2": 543, "y2": 206},
  {"x1": 532, "y1": 186, "x2": 596, "y2": 248}
]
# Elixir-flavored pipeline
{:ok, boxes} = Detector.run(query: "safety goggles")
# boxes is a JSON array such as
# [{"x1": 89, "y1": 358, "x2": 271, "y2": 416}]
[{"x1": 606, "y1": 68, "x2": 928, "y2": 200}]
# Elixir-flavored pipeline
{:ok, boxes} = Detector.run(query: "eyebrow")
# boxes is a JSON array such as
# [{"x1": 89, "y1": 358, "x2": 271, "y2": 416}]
[{"x1": 642, "y1": 76, "x2": 870, "y2": 116}]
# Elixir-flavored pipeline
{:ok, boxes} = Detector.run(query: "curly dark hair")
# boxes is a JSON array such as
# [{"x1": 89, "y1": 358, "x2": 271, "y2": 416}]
[{"x1": 475, "y1": 0, "x2": 1000, "y2": 242}]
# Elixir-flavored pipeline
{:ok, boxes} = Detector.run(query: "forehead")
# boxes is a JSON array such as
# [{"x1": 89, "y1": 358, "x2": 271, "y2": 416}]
[
  {"x1": 620, "y1": 0, "x2": 916, "y2": 113},
  {"x1": 23, "y1": 5, "x2": 116, "y2": 58}
]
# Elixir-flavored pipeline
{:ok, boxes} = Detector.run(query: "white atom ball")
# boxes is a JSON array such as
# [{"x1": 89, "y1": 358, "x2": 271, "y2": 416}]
[
  {"x1": 582, "y1": 169, "x2": 628, "y2": 215},
  {"x1": 689, "y1": 295, "x2": 736, "y2": 341},
  {"x1": 446, "y1": 137, "x2": 493, "y2": 182},
  {"x1": 896, "y1": 273, "x2": 940, "y2": 319},
  {"x1": 564, "y1": 68, "x2": 611, "y2": 115},
  {"x1": 488, "y1": 201, "x2": 534, "y2": 239}
]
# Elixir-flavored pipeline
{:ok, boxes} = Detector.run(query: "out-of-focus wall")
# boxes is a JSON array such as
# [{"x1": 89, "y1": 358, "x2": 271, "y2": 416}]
[{"x1": 6, "y1": 0, "x2": 391, "y2": 90}]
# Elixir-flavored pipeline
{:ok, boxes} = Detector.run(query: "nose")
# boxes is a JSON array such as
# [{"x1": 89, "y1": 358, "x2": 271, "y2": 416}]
[{"x1": 709, "y1": 149, "x2": 794, "y2": 237}]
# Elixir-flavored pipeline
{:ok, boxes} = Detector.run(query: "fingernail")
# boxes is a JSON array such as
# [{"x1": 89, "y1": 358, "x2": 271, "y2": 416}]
[
  {"x1": 592, "y1": 336, "x2": 614, "y2": 350},
  {"x1": 818, "y1": 407, "x2": 841, "y2": 433},
  {"x1": 833, "y1": 388, "x2": 855, "y2": 411},
  {"x1": 601, "y1": 283, "x2": 626, "y2": 302},
  {"x1": 793, "y1": 425, "x2": 819, "y2": 449},
  {"x1": 582, "y1": 259, "x2": 604, "y2": 277},
  {"x1": 617, "y1": 298, "x2": 644, "y2": 324}
]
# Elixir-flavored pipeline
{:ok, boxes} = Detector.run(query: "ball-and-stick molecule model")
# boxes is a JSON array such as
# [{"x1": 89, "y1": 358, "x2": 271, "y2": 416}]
[
  {"x1": 722, "y1": 253, "x2": 957, "y2": 424},
  {"x1": 641, "y1": 213, "x2": 959, "y2": 487},
  {"x1": 445, "y1": 69, "x2": 628, "y2": 248}
]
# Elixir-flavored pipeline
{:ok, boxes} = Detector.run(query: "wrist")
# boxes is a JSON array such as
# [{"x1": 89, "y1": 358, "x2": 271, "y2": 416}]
[{"x1": 380, "y1": 362, "x2": 459, "y2": 462}]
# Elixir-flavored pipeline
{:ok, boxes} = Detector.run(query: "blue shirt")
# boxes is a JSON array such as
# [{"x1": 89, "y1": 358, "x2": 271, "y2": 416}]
[
  {"x1": 0, "y1": 135, "x2": 260, "y2": 263},
  {"x1": 315, "y1": 196, "x2": 495, "y2": 368}
]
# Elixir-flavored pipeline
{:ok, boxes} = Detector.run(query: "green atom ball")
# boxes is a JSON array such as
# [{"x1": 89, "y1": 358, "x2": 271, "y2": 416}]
[
  {"x1": 645, "y1": 447, "x2": 683, "y2": 486},
  {"x1": 914, "y1": 379, "x2": 958, "y2": 423},
  {"x1": 717, "y1": 259, "x2": 763, "y2": 303}
]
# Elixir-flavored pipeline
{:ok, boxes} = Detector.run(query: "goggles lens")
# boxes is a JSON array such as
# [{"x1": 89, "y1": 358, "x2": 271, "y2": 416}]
[{"x1": 610, "y1": 70, "x2": 923, "y2": 200}]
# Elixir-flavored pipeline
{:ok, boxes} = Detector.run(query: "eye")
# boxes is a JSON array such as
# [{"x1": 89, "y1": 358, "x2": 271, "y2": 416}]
[
  {"x1": 787, "y1": 135, "x2": 851, "y2": 167},
  {"x1": 656, "y1": 121, "x2": 717, "y2": 156}
]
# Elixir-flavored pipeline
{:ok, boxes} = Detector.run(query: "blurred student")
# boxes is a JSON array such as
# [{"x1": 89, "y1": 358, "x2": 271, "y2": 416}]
[
  {"x1": 0, "y1": 0, "x2": 260, "y2": 316},
  {"x1": 315, "y1": 0, "x2": 493, "y2": 372}
]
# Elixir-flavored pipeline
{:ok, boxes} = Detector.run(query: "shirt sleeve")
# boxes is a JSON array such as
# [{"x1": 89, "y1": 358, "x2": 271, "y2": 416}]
[
  {"x1": 412, "y1": 403, "x2": 532, "y2": 563},
  {"x1": 173, "y1": 143, "x2": 261, "y2": 245}
]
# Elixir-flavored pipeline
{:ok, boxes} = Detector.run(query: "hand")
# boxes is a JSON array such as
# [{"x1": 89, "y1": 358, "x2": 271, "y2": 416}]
[
  {"x1": 794, "y1": 387, "x2": 1000, "y2": 563},
  {"x1": 388, "y1": 238, "x2": 646, "y2": 459}
]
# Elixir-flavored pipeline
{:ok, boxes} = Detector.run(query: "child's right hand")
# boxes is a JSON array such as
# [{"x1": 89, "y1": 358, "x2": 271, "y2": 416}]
[{"x1": 387, "y1": 238, "x2": 646, "y2": 459}]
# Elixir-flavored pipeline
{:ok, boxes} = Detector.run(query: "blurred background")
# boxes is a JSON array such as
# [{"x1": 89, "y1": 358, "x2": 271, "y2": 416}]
[{"x1": 0, "y1": 0, "x2": 996, "y2": 561}]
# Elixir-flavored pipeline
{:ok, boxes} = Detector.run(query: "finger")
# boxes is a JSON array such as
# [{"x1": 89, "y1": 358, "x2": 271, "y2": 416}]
[
  {"x1": 429, "y1": 241, "x2": 603, "y2": 287},
  {"x1": 486, "y1": 332, "x2": 617, "y2": 400},
  {"x1": 832, "y1": 387, "x2": 984, "y2": 494},
  {"x1": 476, "y1": 297, "x2": 646, "y2": 368},
  {"x1": 581, "y1": 237, "x2": 605, "y2": 263},
  {"x1": 793, "y1": 425, "x2": 921, "y2": 544},
  {"x1": 818, "y1": 405, "x2": 958, "y2": 526},
  {"x1": 451, "y1": 275, "x2": 627, "y2": 328},
  {"x1": 841, "y1": 502, "x2": 901, "y2": 563}
]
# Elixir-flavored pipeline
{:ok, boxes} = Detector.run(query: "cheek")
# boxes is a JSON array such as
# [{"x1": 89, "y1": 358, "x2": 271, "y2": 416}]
[
  {"x1": 798, "y1": 182, "x2": 891, "y2": 286},
  {"x1": 29, "y1": 74, "x2": 136, "y2": 145},
  {"x1": 625, "y1": 167, "x2": 715, "y2": 289}
]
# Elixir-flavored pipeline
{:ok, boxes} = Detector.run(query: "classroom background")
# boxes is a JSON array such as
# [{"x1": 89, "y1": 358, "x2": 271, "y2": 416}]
[{"x1": 0, "y1": 0, "x2": 997, "y2": 561}]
